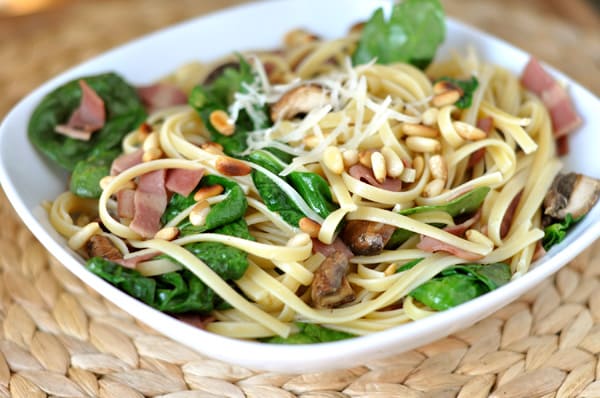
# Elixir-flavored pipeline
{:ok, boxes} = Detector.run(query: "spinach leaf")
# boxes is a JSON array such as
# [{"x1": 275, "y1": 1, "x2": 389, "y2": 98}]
[
  {"x1": 398, "y1": 186, "x2": 490, "y2": 217},
  {"x1": 395, "y1": 258, "x2": 424, "y2": 273},
  {"x1": 264, "y1": 322, "x2": 355, "y2": 344},
  {"x1": 436, "y1": 76, "x2": 479, "y2": 109},
  {"x1": 252, "y1": 170, "x2": 305, "y2": 227},
  {"x1": 352, "y1": 0, "x2": 445, "y2": 68},
  {"x1": 86, "y1": 257, "x2": 216, "y2": 313},
  {"x1": 409, "y1": 263, "x2": 510, "y2": 311},
  {"x1": 28, "y1": 73, "x2": 145, "y2": 170},
  {"x1": 542, "y1": 213, "x2": 579, "y2": 251},
  {"x1": 69, "y1": 148, "x2": 120, "y2": 198},
  {"x1": 287, "y1": 172, "x2": 337, "y2": 219}
]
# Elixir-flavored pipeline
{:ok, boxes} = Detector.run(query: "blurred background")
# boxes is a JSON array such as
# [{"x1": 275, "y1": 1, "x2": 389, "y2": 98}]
[{"x1": 0, "y1": 0, "x2": 598, "y2": 117}]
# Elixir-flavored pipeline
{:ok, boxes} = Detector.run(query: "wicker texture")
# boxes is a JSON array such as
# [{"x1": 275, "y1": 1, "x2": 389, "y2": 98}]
[{"x1": 1, "y1": 1, "x2": 599, "y2": 396}]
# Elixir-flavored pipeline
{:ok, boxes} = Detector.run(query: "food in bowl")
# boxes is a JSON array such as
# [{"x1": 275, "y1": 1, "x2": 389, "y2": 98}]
[{"x1": 27, "y1": 0, "x2": 600, "y2": 343}]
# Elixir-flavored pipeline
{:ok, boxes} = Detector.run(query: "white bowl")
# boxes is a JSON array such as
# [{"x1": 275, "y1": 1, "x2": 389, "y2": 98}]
[{"x1": 1, "y1": 0, "x2": 599, "y2": 373}]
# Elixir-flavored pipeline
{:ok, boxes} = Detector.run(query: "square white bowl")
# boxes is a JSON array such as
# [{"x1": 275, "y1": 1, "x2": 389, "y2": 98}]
[{"x1": 1, "y1": 0, "x2": 599, "y2": 373}]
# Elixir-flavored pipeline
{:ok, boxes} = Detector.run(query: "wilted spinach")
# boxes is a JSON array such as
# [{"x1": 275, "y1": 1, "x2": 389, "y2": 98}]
[
  {"x1": 264, "y1": 322, "x2": 355, "y2": 344},
  {"x1": 352, "y1": 0, "x2": 445, "y2": 68},
  {"x1": 542, "y1": 213, "x2": 580, "y2": 251},
  {"x1": 69, "y1": 148, "x2": 120, "y2": 198}
]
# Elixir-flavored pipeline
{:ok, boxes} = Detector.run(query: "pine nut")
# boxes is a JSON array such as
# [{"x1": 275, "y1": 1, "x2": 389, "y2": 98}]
[
  {"x1": 154, "y1": 227, "x2": 179, "y2": 241},
  {"x1": 299, "y1": 217, "x2": 321, "y2": 238},
  {"x1": 429, "y1": 154, "x2": 448, "y2": 181},
  {"x1": 423, "y1": 178, "x2": 445, "y2": 197},
  {"x1": 142, "y1": 131, "x2": 159, "y2": 152},
  {"x1": 413, "y1": 156, "x2": 425, "y2": 181},
  {"x1": 358, "y1": 150, "x2": 373, "y2": 168},
  {"x1": 201, "y1": 142, "x2": 224, "y2": 155},
  {"x1": 215, "y1": 156, "x2": 252, "y2": 176},
  {"x1": 323, "y1": 146, "x2": 344, "y2": 174},
  {"x1": 406, "y1": 136, "x2": 441, "y2": 153},
  {"x1": 303, "y1": 135, "x2": 320, "y2": 149},
  {"x1": 381, "y1": 147, "x2": 404, "y2": 178},
  {"x1": 209, "y1": 110, "x2": 235, "y2": 136},
  {"x1": 400, "y1": 168, "x2": 416, "y2": 183},
  {"x1": 371, "y1": 151, "x2": 387, "y2": 183},
  {"x1": 454, "y1": 121, "x2": 487, "y2": 140},
  {"x1": 194, "y1": 185, "x2": 224, "y2": 202},
  {"x1": 431, "y1": 89, "x2": 462, "y2": 107},
  {"x1": 142, "y1": 147, "x2": 163, "y2": 162},
  {"x1": 287, "y1": 232, "x2": 311, "y2": 247},
  {"x1": 189, "y1": 201, "x2": 210, "y2": 226},
  {"x1": 137, "y1": 122, "x2": 152, "y2": 142},
  {"x1": 384, "y1": 263, "x2": 397, "y2": 276},
  {"x1": 284, "y1": 28, "x2": 319, "y2": 47},
  {"x1": 466, "y1": 229, "x2": 494, "y2": 250},
  {"x1": 342, "y1": 149, "x2": 359, "y2": 168},
  {"x1": 403, "y1": 123, "x2": 439, "y2": 138},
  {"x1": 421, "y1": 108, "x2": 439, "y2": 126},
  {"x1": 433, "y1": 80, "x2": 462, "y2": 95}
]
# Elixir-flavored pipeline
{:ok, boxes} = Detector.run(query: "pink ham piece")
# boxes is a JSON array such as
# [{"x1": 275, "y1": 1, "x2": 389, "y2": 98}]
[
  {"x1": 165, "y1": 168, "x2": 205, "y2": 197},
  {"x1": 500, "y1": 191, "x2": 523, "y2": 239},
  {"x1": 348, "y1": 164, "x2": 403, "y2": 192},
  {"x1": 55, "y1": 80, "x2": 106, "y2": 141},
  {"x1": 110, "y1": 148, "x2": 143, "y2": 176},
  {"x1": 417, "y1": 210, "x2": 484, "y2": 261},
  {"x1": 468, "y1": 117, "x2": 493, "y2": 168},
  {"x1": 521, "y1": 58, "x2": 582, "y2": 140},
  {"x1": 137, "y1": 83, "x2": 187, "y2": 113},
  {"x1": 129, "y1": 169, "x2": 168, "y2": 239},
  {"x1": 312, "y1": 238, "x2": 354, "y2": 259},
  {"x1": 117, "y1": 189, "x2": 136, "y2": 219},
  {"x1": 115, "y1": 250, "x2": 160, "y2": 269}
]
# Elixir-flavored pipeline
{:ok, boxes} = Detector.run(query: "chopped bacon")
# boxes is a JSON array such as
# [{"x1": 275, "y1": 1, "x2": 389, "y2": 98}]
[
  {"x1": 129, "y1": 169, "x2": 168, "y2": 239},
  {"x1": 312, "y1": 238, "x2": 354, "y2": 259},
  {"x1": 117, "y1": 189, "x2": 136, "y2": 219},
  {"x1": 521, "y1": 58, "x2": 582, "y2": 144},
  {"x1": 115, "y1": 250, "x2": 159, "y2": 269},
  {"x1": 500, "y1": 191, "x2": 523, "y2": 238},
  {"x1": 444, "y1": 210, "x2": 481, "y2": 236},
  {"x1": 468, "y1": 117, "x2": 493, "y2": 168},
  {"x1": 137, "y1": 83, "x2": 187, "y2": 113},
  {"x1": 55, "y1": 80, "x2": 106, "y2": 141},
  {"x1": 175, "y1": 314, "x2": 216, "y2": 329},
  {"x1": 556, "y1": 136, "x2": 570, "y2": 156},
  {"x1": 110, "y1": 149, "x2": 143, "y2": 176},
  {"x1": 165, "y1": 168, "x2": 205, "y2": 197},
  {"x1": 348, "y1": 164, "x2": 403, "y2": 192}
]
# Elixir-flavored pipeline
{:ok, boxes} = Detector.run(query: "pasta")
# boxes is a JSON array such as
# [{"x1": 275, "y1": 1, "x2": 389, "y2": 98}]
[{"x1": 32, "y1": 2, "x2": 597, "y2": 343}]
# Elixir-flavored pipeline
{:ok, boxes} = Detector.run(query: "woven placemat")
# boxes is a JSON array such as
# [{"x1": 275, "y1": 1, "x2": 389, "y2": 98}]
[{"x1": 1, "y1": 1, "x2": 600, "y2": 397}]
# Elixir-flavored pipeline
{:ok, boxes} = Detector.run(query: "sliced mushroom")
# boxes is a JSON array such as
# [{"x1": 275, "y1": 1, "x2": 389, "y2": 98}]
[
  {"x1": 311, "y1": 252, "x2": 355, "y2": 309},
  {"x1": 86, "y1": 235, "x2": 122, "y2": 262},
  {"x1": 341, "y1": 220, "x2": 397, "y2": 256},
  {"x1": 270, "y1": 84, "x2": 328, "y2": 122},
  {"x1": 543, "y1": 172, "x2": 600, "y2": 220}
]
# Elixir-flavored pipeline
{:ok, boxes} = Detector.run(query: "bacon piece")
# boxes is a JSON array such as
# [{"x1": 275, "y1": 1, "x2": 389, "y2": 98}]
[
  {"x1": 521, "y1": 58, "x2": 582, "y2": 140},
  {"x1": 500, "y1": 191, "x2": 523, "y2": 239},
  {"x1": 137, "y1": 83, "x2": 187, "y2": 113},
  {"x1": 115, "y1": 250, "x2": 160, "y2": 269},
  {"x1": 117, "y1": 189, "x2": 136, "y2": 219},
  {"x1": 165, "y1": 168, "x2": 205, "y2": 197},
  {"x1": 175, "y1": 314, "x2": 216, "y2": 329},
  {"x1": 129, "y1": 169, "x2": 168, "y2": 239},
  {"x1": 444, "y1": 210, "x2": 481, "y2": 236},
  {"x1": 468, "y1": 117, "x2": 493, "y2": 168},
  {"x1": 348, "y1": 164, "x2": 403, "y2": 192},
  {"x1": 110, "y1": 149, "x2": 143, "y2": 176},
  {"x1": 312, "y1": 238, "x2": 354, "y2": 259},
  {"x1": 55, "y1": 80, "x2": 106, "y2": 141}
]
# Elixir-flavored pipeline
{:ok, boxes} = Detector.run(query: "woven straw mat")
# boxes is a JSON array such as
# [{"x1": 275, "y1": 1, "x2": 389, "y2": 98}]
[{"x1": 1, "y1": 1, "x2": 600, "y2": 397}]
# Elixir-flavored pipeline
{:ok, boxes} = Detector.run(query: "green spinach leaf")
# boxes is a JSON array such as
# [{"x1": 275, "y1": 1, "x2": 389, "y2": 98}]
[
  {"x1": 264, "y1": 322, "x2": 355, "y2": 344},
  {"x1": 435, "y1": 76, "x2": 479, "y2": 109},
  {"x1": 70, "y1": 148, "x2": 120, "y2": 198},
  {"x1": 252, "y1": 169, "x2": 305, "y2": 227},
  {"x1": 28, "y1": 73, "x2": 145, "y2": 170},
  {"x1": 543, "y1": 213, "x2": 579, "y2": 251},
  {"x1": 399, "y1": 186, "x2": 490, "y2": 217},
  {"x1": 352, "y1": 0, "x2": 445, "y2": 68}
]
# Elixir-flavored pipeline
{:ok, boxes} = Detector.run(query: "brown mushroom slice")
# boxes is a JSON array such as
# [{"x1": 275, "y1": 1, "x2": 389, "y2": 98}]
[
  {"x1": 270, "y1": 84, "x2": 329, "y2": 122},
  {"x1": 311, "y1": 252, "x2": 355, "y2": 309},
  {"x1": 86, "y1": 235, "x2": 122, "y2": 262},
  {"x1": 341, "y1": 220, "x2": 397, "y2": 256},
  {"x1": 544, "y1": 172, "x2": 600, "y2": 220}
]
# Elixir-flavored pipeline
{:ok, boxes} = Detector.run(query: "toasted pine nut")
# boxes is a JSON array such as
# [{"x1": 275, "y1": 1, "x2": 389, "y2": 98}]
[
  {"x1": 189, "y1": 201, "x2": 210, "y2": 226},
  {"x1": 323, "y1": 146, "x2": 344, "y2": 174},
  {"x1": 400, "y1": 168, "x2": 416, "y2": 183},
  {"x1": 466, "y1": 229, "x2": 494, "y2": 250},
  {"x1": 342, "y1": 149, "x2": 359, "y2": 168},
  {"x1": 284, "y1": 28, "x2": 319, "y2": 47},
  {"x1": 142, "y1": 132, "x2": 159, "y2": 152},
  {"x1": 299, "y1": 217, "x2": 321, "y2": 238},
  {"x1": 406, "y1": 136, "x2": 441, "y2": 153},
  {"x1": 137, "y1": 122, "x2": 152, "y2": 142},
  {"x1": 201, "y1": 142, "x2": 224, "y2": 155},
  {"x1": 423, "y1": 178, "x2": 445, "y2": 197},
  {"x1": 303, "y1": 135, "x2": 320, "y2": 149},
  {"x1": 154, "y1": 227, "x2": 179, "y2": 241},
  {"x1": 209, "y1": 110, "x2": 235, "y2": 136},
  {"x1": 454, "y1": 121, "x2": 487, "y2": 140},
  {"x1": 433, "y1": 80, "x2": 462, "y2": 95},
  {"x1": 429, "y1": 154, "x2": 448, "y2": 181},
  {"x1": 431, "y1": 90, "x2": 462, "y2": 107},
  {"x1": 358, "y1": 150, "x2": 373, "y2": 168},
  {"x1": 194, "y1": 185, "x2": 224, "y2": 202},
  {"x1": 371, "y1": 151, "x2": 386, "y2": 183},
  {"x1": 349, "y1": 21, "x2": 365, "y2": 35},
  {"x1": 215, "y1": 156, "x2": 252, "y2": 176},
  {"x1": 381, "y1": 147, "x2": 404, "y2": 178},
  {"x1": 143, "y1": 147, "x2": 163, "y2": 162},
  {"x1": 287, "y1": 232, "x2": 311, "y2": 247},
  {"x1": 384, "y1": 263, "x2": 397, "y2": 276},
  {"x1": 403, "y1": 123, "x2": 439, "y2": 138},
  {"x1": 421, "y1": 108, "x2": 439, "y2": 126}
]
